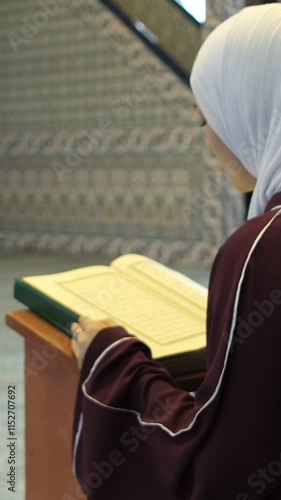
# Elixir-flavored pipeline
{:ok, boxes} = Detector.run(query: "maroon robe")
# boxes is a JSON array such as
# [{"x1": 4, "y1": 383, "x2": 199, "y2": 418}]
[{"x1": 72, "y1": 192, "x2": 281, "y2": 500}]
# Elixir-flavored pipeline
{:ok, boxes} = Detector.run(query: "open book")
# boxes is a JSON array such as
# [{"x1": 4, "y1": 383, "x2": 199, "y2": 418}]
[{"x1": 14, "y1": 254, "x2": 208, "y2": 376}]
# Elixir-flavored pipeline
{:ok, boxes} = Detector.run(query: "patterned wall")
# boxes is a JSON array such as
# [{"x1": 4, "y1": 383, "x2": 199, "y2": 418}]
[{"x1": 0, "y1": 0, "x2": 244, "y2": 266}]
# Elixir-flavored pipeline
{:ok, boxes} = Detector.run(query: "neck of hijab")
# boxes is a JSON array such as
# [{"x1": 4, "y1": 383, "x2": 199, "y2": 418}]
[{"x1": 190, "y1": 4, "x2": 281, "y2": 220}]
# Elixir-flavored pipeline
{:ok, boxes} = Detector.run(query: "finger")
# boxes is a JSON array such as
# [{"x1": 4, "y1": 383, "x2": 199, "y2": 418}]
[
  {"x1": 78, "y1": 316, "x2": 115, "y2": 335},
  {"x1": 79, "y1": 315, "x2": 94, "y2": 329},
  {"x1": 71, "y1": 322, "x2": 80, "y2": 333},
  {"x1": 103, "y1": 318, "x2": 118, "y2": 327}
]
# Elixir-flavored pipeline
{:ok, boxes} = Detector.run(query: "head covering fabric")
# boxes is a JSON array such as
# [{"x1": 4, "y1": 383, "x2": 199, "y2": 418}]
[{"x1": 190, "y1": 4, "x2": 281, "y2": 219}]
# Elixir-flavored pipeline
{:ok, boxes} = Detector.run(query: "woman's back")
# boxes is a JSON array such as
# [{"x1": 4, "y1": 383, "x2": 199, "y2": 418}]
[{"x1": 71, "y1": 5, "x2": 281, "y2": 499}]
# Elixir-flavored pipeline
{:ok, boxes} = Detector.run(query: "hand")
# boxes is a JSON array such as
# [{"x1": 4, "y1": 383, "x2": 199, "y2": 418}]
[{"x1": 71, "y1": 315, "x2": 120, "y2": 369}]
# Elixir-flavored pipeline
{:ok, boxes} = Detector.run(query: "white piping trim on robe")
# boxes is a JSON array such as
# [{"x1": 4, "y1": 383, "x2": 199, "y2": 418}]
[
  {"x1": 73, "y1": 207, "x2": 281, "y2": 443},
  {"x1": 270, "y1": 205, "x2": 281, "y2": 211}
]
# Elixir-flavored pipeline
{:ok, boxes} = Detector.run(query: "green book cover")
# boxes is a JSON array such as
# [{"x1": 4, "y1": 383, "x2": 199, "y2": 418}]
[{"x1": 14, "y1": 278, "x2": 79, "y2": 338}]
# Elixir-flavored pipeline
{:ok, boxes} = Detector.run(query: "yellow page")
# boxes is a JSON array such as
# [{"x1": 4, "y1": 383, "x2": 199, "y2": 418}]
[
  {"x1": 22, "y1": 266, "x2": 117, "y2": 320},
  {"x1": 110, "y1": 254, "x2": 208, "y2": 320},
  {"x1": 22, "y1": 264, "x2": 206, "y2": 359}
]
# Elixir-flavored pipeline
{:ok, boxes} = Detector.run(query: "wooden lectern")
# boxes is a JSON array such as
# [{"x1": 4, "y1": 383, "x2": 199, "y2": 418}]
[{"x1": 5, "y1": 309, "x2": 206, "y2": 500}]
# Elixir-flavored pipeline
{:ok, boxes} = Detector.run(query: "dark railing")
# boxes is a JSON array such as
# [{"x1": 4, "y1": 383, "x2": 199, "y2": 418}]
[
  {"x1": 99, "y1": 0, "x2": 192, "y2": 85},
  {"x1": 109, "y1": 0, "x2": 202, "y2": 74}
]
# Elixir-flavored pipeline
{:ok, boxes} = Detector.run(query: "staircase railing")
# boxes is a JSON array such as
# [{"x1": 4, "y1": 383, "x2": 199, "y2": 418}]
[{"x1": 99, "y1": 0, "x2": 203, "y2": 86}]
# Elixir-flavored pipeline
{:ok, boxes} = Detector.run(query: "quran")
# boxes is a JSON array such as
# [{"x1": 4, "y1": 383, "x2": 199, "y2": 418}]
[{"x1": 14, "y1": 253, "x2": 207, "y2": 376}]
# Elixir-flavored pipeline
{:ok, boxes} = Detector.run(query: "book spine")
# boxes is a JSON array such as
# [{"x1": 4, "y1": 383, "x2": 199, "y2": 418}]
[{"x1": 14, "y1": 279, "x2": 79, "y2": 337}]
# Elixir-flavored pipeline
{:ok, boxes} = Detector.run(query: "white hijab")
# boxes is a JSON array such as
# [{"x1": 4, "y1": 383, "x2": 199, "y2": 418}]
[{"x1": 190, "y1": 4, "x2": 281, "y2": 219}]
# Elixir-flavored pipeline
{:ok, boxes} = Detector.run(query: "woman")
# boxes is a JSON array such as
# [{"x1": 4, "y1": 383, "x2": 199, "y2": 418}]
[{"x1": 71, "y1": 5, "x2": 281, "y2": 499}]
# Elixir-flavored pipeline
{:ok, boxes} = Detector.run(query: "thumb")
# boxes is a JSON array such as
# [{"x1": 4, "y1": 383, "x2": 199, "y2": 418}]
[{"x1": 102, "y1": 318, "x2": 119, "y2": 327}]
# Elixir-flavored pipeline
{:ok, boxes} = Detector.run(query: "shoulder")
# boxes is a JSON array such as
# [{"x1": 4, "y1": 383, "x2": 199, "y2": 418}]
[
  {"x1": 205, "y1": 208, "x2": 281, "y2": 362},
  {"x1": 214, "y1": 208, "x2": 281, "y2": 273},
  {"x1": 208, "y1": 208, "x2": 281, "y2": 312}
]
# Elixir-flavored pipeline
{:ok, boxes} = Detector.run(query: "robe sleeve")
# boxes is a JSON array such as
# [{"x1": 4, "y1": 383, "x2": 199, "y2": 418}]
[{"x1": 72, "y1": 209, "x2": 281, "y2": 500}]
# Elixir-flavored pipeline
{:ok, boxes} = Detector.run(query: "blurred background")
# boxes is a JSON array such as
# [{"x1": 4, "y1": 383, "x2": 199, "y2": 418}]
[{"x1": 0, "y1": 0, "x2": 275, "y2": 497}]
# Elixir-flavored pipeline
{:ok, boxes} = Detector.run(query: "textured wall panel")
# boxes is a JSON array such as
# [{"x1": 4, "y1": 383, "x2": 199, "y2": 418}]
[{"x1": 0, "y1": 0, "x2": 244, "y2": 265}]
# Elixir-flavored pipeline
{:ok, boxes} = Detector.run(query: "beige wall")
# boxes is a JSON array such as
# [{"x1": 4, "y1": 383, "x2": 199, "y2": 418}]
[
  {"x1": 246, "y1": 0, "x2": 263, "y2": 5},
  {"x1": 0, "y1": 0, "x2": 244, "y2": 264},
  {"x1": 113, "y1": 0, "x2": 201, "y2": 73}
]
